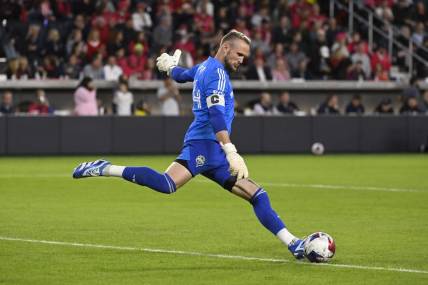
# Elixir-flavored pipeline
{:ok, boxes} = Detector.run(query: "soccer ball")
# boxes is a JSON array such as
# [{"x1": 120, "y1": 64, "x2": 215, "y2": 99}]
[
  {"x1": 304, "y1": 232, "x2": 336, "y2": 263},
  {"x1": 311, "y1": 142, "x2": 325, "y2": 155}
]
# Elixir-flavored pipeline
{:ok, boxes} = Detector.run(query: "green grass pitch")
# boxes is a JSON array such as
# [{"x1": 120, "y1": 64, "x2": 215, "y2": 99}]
[{"x1": 0, "y1": 155, "x2": 427, "y2": 284}]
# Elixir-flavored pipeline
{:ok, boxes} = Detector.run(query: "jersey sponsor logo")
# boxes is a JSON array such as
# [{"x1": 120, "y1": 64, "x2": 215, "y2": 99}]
[
  {"x1": 195, "y1": 155, "x2": 206, "y2": 167},
  {"x1": 207, "y1": 93, "x2": 225, "y2": 108}
]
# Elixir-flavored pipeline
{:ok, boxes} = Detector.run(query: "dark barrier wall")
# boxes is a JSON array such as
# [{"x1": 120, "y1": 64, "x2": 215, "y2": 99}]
[
  {"x1": 0, "y1": 117, "x2": 6, "y2": 155},
  {"x1": 1, "y1": 115, "x2": 427, "y2": 155}
]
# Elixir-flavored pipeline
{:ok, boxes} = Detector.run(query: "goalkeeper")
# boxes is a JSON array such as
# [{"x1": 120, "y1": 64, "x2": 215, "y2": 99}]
[{"x1": 73, "y1": 30, "x2": 306, "y2": 259}]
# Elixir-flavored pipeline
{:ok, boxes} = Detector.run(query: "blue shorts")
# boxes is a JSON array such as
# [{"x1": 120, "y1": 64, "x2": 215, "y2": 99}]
[{"x1": 176, "y1": 140, "x2": 236, "y2": 190}]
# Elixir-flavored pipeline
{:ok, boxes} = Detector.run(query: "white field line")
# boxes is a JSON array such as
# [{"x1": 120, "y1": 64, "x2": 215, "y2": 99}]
[
  {"x1": 0, "y1": 236, "x2": 427, "y2": 275},
  {"x1": 0, "y1": 174, "x2": 424, "y2": 193},
  {"x1": 193, "y1": 180, "x2": 424, "y2": 193}
]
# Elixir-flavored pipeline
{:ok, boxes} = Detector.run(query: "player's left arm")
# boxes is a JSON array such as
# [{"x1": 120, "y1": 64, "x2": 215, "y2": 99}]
[
  {"x1": 170, "y1": 65, "x2": 200, "y2": 83},
  {"x1": 206, "y1": 89, "x2": 249, "y2": 179}
]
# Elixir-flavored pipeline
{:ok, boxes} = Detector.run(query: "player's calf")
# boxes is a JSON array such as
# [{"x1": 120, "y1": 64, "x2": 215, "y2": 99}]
[
  {"x1": 121, "y1": 167, "x2": 177, "y2": 194},
  {"x1": 232, "y1": 178, "x2": 302, "y2": 258}
]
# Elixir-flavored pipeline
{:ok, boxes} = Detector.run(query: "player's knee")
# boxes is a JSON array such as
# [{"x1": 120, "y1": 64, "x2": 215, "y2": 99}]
[
  {"x1": 223, "y1": 176, "x2": 237, "y2": 191},
  {"x1": 238, "y1": 179, "x2": 260, "y2": 196}
]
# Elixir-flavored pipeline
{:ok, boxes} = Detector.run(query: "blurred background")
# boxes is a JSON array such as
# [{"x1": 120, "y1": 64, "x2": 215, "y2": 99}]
[{"x1": 0, "y1": 0, "x2": 427, "y2": 154}]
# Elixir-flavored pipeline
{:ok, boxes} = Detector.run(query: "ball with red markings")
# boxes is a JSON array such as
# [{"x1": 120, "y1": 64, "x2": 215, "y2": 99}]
[{"x1": 304, "y1": 232, "x2": 336, "y2": 263}]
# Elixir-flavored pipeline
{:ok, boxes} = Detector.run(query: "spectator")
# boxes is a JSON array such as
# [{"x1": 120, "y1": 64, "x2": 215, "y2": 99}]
[
  {"x1": 267, "y1": 43, "x2": 286, "y2": 70},
  {"x1": 43, "y1": 28, "x2": 65, "y2": 58},
  {"x1": 251, "y1": 29, "x2": 271, "y2": 55},
  {"x1": 346, "y1": 95, "x2": 365, "y2": 114},
  {"x1": 375, "y1": 0, "x2": 394, "y2": 23},
  {"x1": 74, "y1": 77, "x2": 98, "y2": 116},
  {"x1": 374, "y1": 98, "x2": 394, "y2": 114},
  {"x1": 215, "y1": 6, "x2": 231, "y2": 32},
  {"x1": 17, "y1": 56, "x2": 34, "y2": 79},
  {"x1": 23, "y1": 24, "x2": 42, "y2": 65},
  {"x1": 104, "y1": 55, "x2": 123, "y2": 81},
  {"x1": 347, "y1": 32, "x2": 368, "y2": 54},
  {"x1": 271, "y1": 58, "x2": 290, "y2": 81},
  {"x1": 37, "y1": 55, "x2": 63, "y2": 79},
  {"x1": 421, "y1": 90, "x2": 428, "y2": 113},
  {"x1": 253, "y1": 92, "x2": 274, "y2": 115},
  {"x1": 122, "y1": 43, "x2": 146, "y2": 79},
  {"x1": 330, "y1": 32, "x2": 352, "y2": 80},
  {"x1": 291, "y1": 58, "x2": 311, "y2": 79},
  {"x1": 246, "y1": 57, "x2": 272, "y2": 81},
  {"x1": 107, "y1": 30, "x2": 126, "y2": 56},
  {"x1": 64, "y1": 54, "x2": 82, "y2": 79},
  {"x1": 157, "y1": 78, "x2": 181, "y2": 116},
  {"x1": 129, "y1": 31, "x2": 149, "y2": 58},
  {"x1": 0, "y1": 91, "x2": 15, "y2": 115},
  {"x1": 152, "y1": 17, "x2": 173, "y2": 51},
  {"x1": 275, "y1": 92, "x2": 299, "y2": 114},
  {"x1": 66, "y1": 29, "x2": 84, "y2": 56},
  {"x1": 400, "y1": 96, "x2": 423, "y2": 114},
  {"x1": 318, "y1": 95, "x2": 340, "y2": 114},
  {"x1": 28, "y1": 89, "x2": 52, "y2": 115},
  {"x1": 396, "y1": 25, "x2": 411, "y2": 71},
  {"x1": 373, "y1": 63, "x2": 390, "y2": 81},
  {"x1": 402, "y1": 77, "x2": 421, "y2": 99},
  {"x1": 132, "y1": 2, "x2": 153, "y2": 32},
  {"x1": 134, "y1": 99, "x2": 151, "y2": 116},
  {"x1": 271, "y1": 15, "x2": 292, "y2": 45},
  {"x1": 392, "y1": 0, "x2": 413, "y2": 27},
  {"x1": 6, "y1": 58, "x2": 19, "y2": 80},
  {"x1": 307, "y1": 28, "x2": 331, "y2": 79},
  {"x1": 346, "y1": 61, "x2": 367, "y2": 81},
  {"x1": 234, "y1": 99, "x2": 244, "y2": 115},
  {"x1": 351, "y1": 42, "x2": 371, "y2": 79},
  {"x1": 286, "y1": 42, "x2": 306, "y2": 76},
  {"x1": 415, "y1": 37, "x2": 428, "y2": 78},
  {"x1": 414, "y1": 1, "x2": 427, "y2": 23},
  {"x1": 194, "y1": 3, "x2": 215, "y2": 37},
  {"x1": 113, "y1": 81, "x2": 134, "y2": 116},
  {"x1": 371, "y1": 47, "x2": 391, "y2": 76},
  {"x1": 197, "y1": 0, "x2": 214, "y2": 16},
  {"x1": 173, "y1": 32, "x2": 196, "y2": 64},
  {"x1": 411, "y1": 22, "x2": 426, "y2": 47},
  {"x1": 86, "y1": 29, "x2": 105, "y2": 61},
  {"x1": 82, "y1": 53, "x2": 105, "y2": 80}
]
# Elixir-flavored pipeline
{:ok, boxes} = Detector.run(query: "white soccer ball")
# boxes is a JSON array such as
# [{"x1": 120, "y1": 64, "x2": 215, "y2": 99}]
[
  {"x1": 304, "y1": 232, "x2": 336, "y2": 263},
  {"x1": 311, "y1": 142, "x2": 325, "y2": 155}
]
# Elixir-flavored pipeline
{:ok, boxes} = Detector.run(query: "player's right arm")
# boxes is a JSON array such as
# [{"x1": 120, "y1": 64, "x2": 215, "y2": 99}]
[{"x1": 205, "y1": 70, "x2": 249, "y2": 179}]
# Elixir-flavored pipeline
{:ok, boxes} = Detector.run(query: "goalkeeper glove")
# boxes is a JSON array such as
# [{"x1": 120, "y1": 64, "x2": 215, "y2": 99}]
[
  {"x1": 221, "y1": 143, "x2": 249, "y2": 180},
  {"x1": 156, "y1": 49, "x2": 182, "y2": 76}
]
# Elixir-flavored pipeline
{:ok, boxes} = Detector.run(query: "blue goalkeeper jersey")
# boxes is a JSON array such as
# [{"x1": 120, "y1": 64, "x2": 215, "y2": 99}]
[{"x1": 181, "y1": 57, "x2": 234, "y2": 143}]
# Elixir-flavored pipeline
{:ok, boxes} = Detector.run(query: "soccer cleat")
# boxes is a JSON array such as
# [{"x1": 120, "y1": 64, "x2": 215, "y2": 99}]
[
  {"x1": 72, "y1": 159, "x2": 111, "y2": 179},
  {"x1": 288, "y1": 238, "x2": 306, "y2": 260}
]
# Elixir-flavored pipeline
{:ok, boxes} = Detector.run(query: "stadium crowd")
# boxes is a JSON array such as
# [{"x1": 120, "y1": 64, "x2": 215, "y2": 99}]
[
  {"x1": 0, "y1": 0, "x2": 428, "y2": 116},
  {"x1": 2, "y1": 0, "x2": 428, "y2": 81}
]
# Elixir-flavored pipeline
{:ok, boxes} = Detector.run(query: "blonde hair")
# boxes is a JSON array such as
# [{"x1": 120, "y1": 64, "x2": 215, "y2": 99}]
[{"x1": 220, "y1": 29, "x2": 251, "y2": 46}]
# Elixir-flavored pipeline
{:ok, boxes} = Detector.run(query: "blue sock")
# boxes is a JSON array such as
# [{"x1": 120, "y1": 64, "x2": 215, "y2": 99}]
[
  {"x1": 250, "y1": 188, "x2": 285, "y2": 235},
  {"x1": 122, "y1": 167, "x2": 176, "y2": 194}
]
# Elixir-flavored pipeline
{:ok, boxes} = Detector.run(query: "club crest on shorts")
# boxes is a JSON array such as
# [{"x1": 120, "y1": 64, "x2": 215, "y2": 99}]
[{"x1": 195, "y1": 155, "x2": 206, "y2": 167}]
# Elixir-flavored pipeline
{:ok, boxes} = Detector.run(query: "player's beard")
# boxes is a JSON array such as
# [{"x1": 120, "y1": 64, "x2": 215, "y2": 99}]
[{"x1": 224, "y1": 52, "x2": 238, "y2": 73}]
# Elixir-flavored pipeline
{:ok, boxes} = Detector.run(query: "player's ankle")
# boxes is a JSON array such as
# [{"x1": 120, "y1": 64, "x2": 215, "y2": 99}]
[{"x1": 103, "y1": 165, "x2": 125, "y2": 177}]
